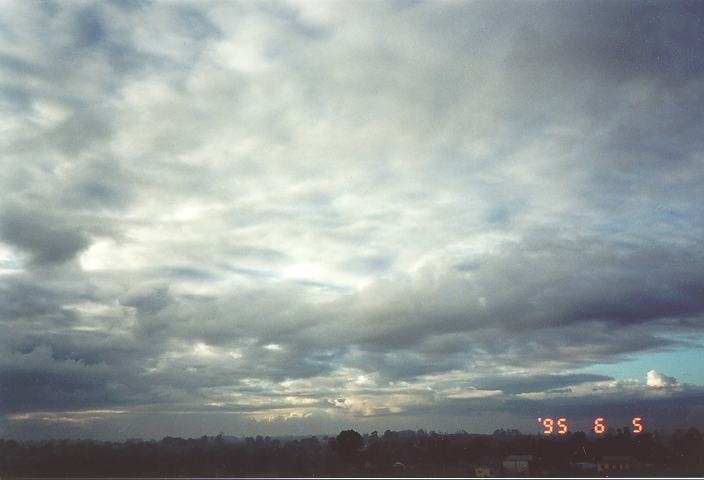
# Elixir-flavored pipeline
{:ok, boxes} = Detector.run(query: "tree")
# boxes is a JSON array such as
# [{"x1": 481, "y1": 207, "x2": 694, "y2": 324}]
[{"x1": 332, "y1": 430, "x2": 364, "y2": 455}]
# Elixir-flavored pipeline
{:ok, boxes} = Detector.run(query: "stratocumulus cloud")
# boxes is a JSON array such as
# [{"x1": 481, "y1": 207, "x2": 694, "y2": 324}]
[{"x1": 0, "y1": 0, "x2": 703, "y2": 439}]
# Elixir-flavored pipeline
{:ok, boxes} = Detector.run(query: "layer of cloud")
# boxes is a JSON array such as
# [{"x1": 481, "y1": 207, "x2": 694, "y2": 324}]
[{"x1": 1, "y1": 0, "x2": 703, "y2": 439}]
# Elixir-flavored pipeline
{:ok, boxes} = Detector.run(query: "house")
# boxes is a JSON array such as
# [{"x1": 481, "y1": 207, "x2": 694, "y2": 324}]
[
  {"x1": 502, "y1": 454, "x2": 534, "y2": 476},
  {"x1": 572, "y1": 461, "x2": 597, "y2": 473},
  {"x1": 475, "y1": 465, "x2": 498, "y2": 477},
  {"x1": 392, "y1": 461, "x2": 407, "y2": 471},
  {"x1": 597, "y1": 456, "x2": 638, "y2": 473}
]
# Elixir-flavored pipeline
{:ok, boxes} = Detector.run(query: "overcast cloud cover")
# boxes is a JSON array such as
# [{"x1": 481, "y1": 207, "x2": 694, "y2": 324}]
[{"x1": 1, "y1": 0, "x2": 704, "y2": 440}]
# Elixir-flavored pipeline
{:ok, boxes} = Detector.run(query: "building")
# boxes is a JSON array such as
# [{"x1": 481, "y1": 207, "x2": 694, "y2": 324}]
[
  {"x1": 571, "y1": 460, "x2": 596, "y2": 476},
  {"x1": 572, "y1": 461, "x2": 597, "y2": 473},
  {"x1": 502, "y1": 454, "x2": 534, "y2": 476},
  {"x1": 475, "y1": 465, "x2": 498, "y2": 477},
  {"x1": 597, "y1": 456, "x2": 638, "y2": 473},
  {"x1": 392, "y1": 461, "x2": 407, "y2": 472}
]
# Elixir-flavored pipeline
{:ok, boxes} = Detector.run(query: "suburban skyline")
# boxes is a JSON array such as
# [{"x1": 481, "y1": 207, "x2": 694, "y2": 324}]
[{"x1": 1, "y1": 0, "x2": 703, "y2": 440}]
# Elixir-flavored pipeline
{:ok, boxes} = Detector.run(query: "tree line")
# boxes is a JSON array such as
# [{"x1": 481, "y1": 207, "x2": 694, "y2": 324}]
[{"x1": 0, "y1": 426, "x2": 702, "y2": 476}]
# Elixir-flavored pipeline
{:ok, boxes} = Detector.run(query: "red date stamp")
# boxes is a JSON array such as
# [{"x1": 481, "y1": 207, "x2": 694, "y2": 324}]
[{"x1": 536, "y1": 416, "x2": 643, "y2": 435}]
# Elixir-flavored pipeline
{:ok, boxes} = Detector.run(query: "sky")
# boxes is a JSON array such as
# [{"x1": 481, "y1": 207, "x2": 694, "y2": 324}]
[{"x1": 1, "y1": 0, "x2": 704, "y2": 441}]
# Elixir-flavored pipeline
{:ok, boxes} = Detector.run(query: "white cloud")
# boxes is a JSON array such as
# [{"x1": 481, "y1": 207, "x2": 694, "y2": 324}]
[{"x1": 647, "y1": 370, "x2": 678, "y2": 388}]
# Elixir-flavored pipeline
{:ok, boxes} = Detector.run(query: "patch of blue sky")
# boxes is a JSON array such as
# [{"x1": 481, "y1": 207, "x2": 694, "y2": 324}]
[{"x1": 585, "y1": 344, "x2": 704, "y2": 385}]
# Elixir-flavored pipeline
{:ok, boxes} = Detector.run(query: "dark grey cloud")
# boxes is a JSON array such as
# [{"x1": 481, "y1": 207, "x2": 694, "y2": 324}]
[
  {"x1": 119, "y1": 284, "x2": 172, "y2": 315},
  {"x1": 430, "y1": 391, "x2": 704, "y2": 435},
  {"x1": 0, "y1": 205, "x2": 90, "y2": 265},
  {"x1": 72, "y1": 7, "x2": 106, "y2": 49},
  {"x1": 0, "y1": 277, "x2": 75, "y2": 324},
  {"x1": 0, "y1": 345, "x2": 138, "y2": 413}
]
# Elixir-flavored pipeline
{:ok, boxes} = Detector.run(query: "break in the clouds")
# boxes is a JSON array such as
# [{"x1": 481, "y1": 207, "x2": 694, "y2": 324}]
[{"x1": 1, "y1": 0, "x2": 704, "y2": 440}]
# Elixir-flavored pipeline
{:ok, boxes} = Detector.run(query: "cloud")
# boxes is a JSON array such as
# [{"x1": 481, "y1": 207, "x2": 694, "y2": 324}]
[
  {"x1": 469, "y1": 373, "x2": 615, "y2": 395},
  {"x1": 1, "y1": 0, "x2": 703, "y2": 439},
  {"x1": 0, "y1": 345, "x2": 136, "y2": 414},
  {"x1": 0, "y1": 204, "x2": 90, "y2": 266},
  {"x1": 647, "y1": 370, "x2": 678, "y2": 388},
  {"x1": 119, "y1": 283, "x2": 172, "y2": 315}
]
